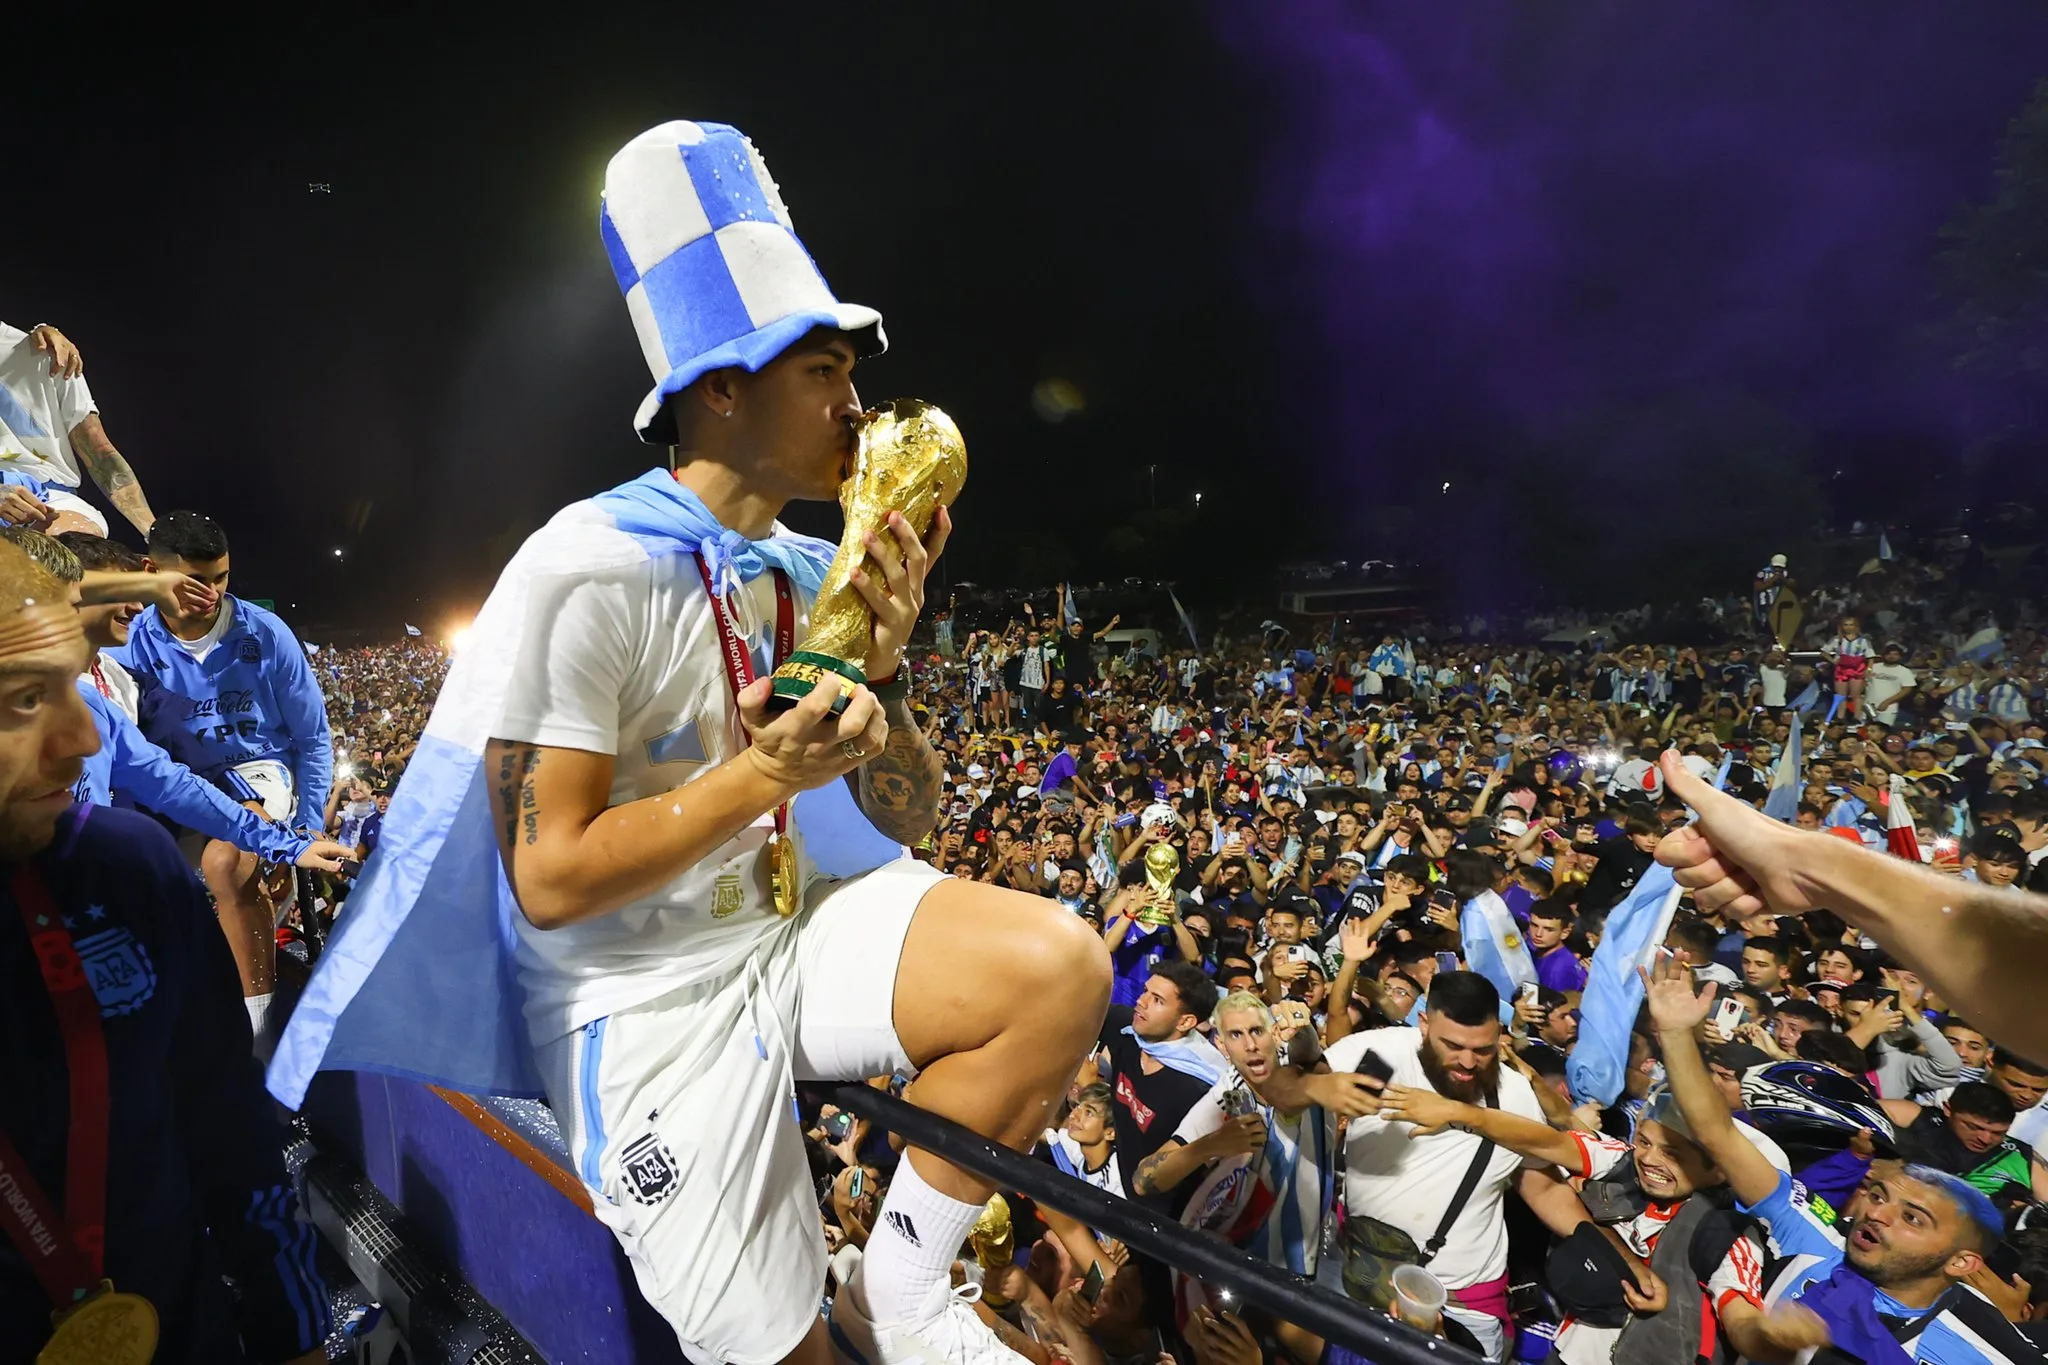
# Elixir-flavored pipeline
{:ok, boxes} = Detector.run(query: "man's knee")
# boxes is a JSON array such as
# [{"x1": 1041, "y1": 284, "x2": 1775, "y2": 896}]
[
  {"x1": 201, "y1": 840, "x2": 260, "y2": 896},
  {"x1": 1007, "y1": 896, "x2": 1112, "y2": 1024}
]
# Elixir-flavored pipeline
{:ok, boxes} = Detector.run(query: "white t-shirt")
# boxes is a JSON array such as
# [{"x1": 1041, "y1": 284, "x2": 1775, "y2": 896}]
[
  {"x1": 491, "y1": 509, "x2": 831, "y2": 1044},
  {"x1": 1757, "y1": 663, "x2": 1788, "y2": 709},
  {"x1": 0, "y1": 323, "x2": 96, "y2": 488},
  {"x1": 171, "y1": 599, "x2": 236, "y2": 664},
  {"x1": 1552, "y1": 1132, "x2": 1765, "y2": 1365},
  {"x1": 1864, "y1": 662, "x2": 1916, "y2": 725},
  {"x1": 1322, "y1": 1027, "x2": 1545, "y2": 1290},
  {"x1": 1173, "y1": 1074, "x2": 1337, "y2": 1276}
]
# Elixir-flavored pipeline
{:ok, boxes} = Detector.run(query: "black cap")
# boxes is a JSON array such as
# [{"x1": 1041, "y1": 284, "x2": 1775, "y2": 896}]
[
  {"x1": 1709, "y1": 1042, "x2": 1772, "y2": 1073},
  {"x1": 1543, "y1": 1224, "x2": 1634, "y2": 1328}
]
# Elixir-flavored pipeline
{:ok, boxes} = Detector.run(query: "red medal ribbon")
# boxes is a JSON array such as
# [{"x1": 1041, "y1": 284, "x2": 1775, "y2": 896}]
[
  {"x1": 694, "y1": 557, "x2": 795, "y2": 838},
  {"x1": 0, "y1": 864, "x2": 111, "y2": 1307},
  {"x1": 87, "y1": 660, "x2": 113, "y2": 702}
]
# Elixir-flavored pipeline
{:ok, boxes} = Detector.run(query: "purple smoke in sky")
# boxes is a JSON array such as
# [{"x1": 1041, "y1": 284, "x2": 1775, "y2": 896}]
[{"x1": 1214, "y1": 2, "x2": 2048, "y2": 502}]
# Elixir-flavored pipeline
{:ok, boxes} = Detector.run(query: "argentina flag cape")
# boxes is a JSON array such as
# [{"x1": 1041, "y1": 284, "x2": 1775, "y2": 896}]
[
  {"x1": 268, "y1": 470, "x2": 902, "y2": 1106},
  {"x1": 1125, "y1": 1027, "x2": 1229, "y2": 1086},
  {"x1": 1458, "y1": 888, "x2": 1537, "y2": 1001}
]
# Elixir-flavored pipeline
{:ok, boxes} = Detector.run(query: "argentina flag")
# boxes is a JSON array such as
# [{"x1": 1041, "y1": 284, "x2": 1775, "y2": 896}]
[
  {"x1": 1459, "y1": 888, "x2": 1536, "y2": 1001},
  {"x1": 1567, "y1": 864, "x2": 1683, "y2": 1105}
]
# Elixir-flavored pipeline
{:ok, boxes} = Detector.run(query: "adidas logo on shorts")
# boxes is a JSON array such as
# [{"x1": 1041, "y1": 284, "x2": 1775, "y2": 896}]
[{"x1": 884, "y1": 1210, "x2": 922, "y2": 1248}]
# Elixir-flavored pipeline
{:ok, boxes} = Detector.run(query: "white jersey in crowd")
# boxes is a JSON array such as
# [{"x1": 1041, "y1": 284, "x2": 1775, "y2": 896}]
[
  {"x1": 1323, "y1": 1027, "x2": 1547, "y2": 1291},
  {"x1": 1173, "y1": 1073, "x2": 1336, "y2": 1276},
  {"x1": 0, "y1": 322, "x2": 95, "y2": 488},
  {"x1": 1865, "y1": 660, "x2": 1916, "y2": 725},
  {"x1": 1041, "y1": 1129, "x2": 1124, "y2": 1196},
  {"x1": 488, "y1": 501, "x2": 835, "y2": 1047}
]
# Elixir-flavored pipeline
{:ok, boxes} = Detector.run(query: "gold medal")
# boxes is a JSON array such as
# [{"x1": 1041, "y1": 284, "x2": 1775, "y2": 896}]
[
  {"x1": 769, "y1": 827, "x2": 802, "y2": 917},
  {"x1": 40, "y1": 1282, "x2": 157, "y2": 1365}
]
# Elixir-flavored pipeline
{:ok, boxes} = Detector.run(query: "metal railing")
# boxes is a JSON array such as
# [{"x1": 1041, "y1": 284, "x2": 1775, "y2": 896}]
[{"x1": 806, "y1": 1082, "x2": 1486, "y2": 1365}]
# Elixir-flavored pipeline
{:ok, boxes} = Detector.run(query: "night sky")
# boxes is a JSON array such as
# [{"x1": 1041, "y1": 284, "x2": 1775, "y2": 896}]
[{"x1": 8, "y1": 4, "x2": 2045, "y2": 631}]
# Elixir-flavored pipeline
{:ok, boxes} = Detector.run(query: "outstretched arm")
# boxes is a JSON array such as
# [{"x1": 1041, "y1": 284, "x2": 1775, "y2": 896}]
[
  {"x1": 66, "y1": 412, "x2": 155, "y2": 534},
  {"x1": 1376, "y1": 1085, "x2": 1588, "y2": 1170},
  {"x1": 1657, "y1": 750, "x2": 2048, "y2": 1062},
  {"x1": 1641, "y1": 953, "x2": 1781, "y2": 1207}
]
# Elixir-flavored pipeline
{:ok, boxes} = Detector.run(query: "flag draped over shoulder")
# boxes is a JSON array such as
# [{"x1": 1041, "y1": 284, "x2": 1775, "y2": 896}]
[
  {"x1": 1459, "y1": 889, "x2": 1536, "y2": 1001},
  {"x1": 1567, "y1": 865, "x2": 1683, "y2": 1106},
  {"x1": 267, "y1": 471, "x2": 896, "y2": 1107}
]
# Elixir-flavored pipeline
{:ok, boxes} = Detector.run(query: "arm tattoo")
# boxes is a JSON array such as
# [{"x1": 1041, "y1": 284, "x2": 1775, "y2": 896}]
[
  {"x1": 68, "y1": 414, "x2": 155, "y2": 531},
  {"x1": 853, "y1": 696, "x2": 945, "y2": 845},
  {"x1": 1131, "y1": 1148, "x2": 1171, "y2": 1197},
  {"x1": 489, "y1": 741, "x2": 544, "y2": 851}
]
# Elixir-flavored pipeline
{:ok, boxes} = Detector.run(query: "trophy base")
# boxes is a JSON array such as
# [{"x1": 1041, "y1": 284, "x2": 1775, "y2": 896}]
[{"x1": 767, "y1": 651, "x2": 866, "y2": 715}]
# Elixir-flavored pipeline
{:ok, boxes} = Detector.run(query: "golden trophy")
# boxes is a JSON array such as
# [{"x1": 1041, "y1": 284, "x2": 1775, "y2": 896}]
[
  {"x1": 1137, "y1": 841, "x2": 1181, "y2": 927},
  {"x1": 768, "y1": 399, "x2": 968, "y2": 712},
  {"x1": 969, "y1": 1193, "x2": 1017, "y2": 1307}
]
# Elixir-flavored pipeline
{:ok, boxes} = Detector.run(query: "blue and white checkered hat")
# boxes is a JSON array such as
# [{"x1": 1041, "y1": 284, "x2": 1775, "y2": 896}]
[{"x1": 601, "y1": 120, "x2": 886, "y2": 444}]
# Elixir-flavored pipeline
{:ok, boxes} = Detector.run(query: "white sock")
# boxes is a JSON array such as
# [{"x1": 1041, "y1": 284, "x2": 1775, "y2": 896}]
[
  {"x1": 857, "y1": 1158, "x2": 985, "y2": 1326},
  {"x1": 245, "y1": 992, "x2": 274, "y2": 1052}
]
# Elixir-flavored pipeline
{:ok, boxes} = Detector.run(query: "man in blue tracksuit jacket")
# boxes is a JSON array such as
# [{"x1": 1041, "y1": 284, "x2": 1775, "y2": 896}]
[{"x1": 111, "y1": 512, "x2": 333, "y2": 1047}]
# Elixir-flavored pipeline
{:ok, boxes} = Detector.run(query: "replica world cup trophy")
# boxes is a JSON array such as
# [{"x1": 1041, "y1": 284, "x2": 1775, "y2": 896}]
[
  {"x1": 769, "y1": 399, "x2": 968, "y2": 712},
  {"x1": 1138, "y1": 840, "x2": 1181, "y2": 927}
]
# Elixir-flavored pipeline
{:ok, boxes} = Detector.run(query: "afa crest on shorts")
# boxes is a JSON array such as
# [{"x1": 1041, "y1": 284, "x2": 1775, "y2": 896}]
[
  {"x1": 75, "y1": 925, "x2": 158, "y2": 1017},
  {"x1": 619, "y1": 1133, "x2": 681, "y2": 1206}
]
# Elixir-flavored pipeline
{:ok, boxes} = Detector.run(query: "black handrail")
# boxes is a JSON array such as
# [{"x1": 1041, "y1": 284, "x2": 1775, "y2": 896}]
[{"x1": 804, "y1": 1082, "x2": 1485, "y2": 1365}]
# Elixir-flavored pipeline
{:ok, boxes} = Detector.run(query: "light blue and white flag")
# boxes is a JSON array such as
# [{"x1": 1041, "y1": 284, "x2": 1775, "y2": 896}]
[
  {"x1": 268, "y1": 472, "x2": 888, "y2": 1106},
  {"x1": 1712, "y1": 752, "x2": 1734, "y2": 792},
  {"x1": 1123, "y1": 1026, "x2": 1227, "y2": 1086},
  {"x1": 1459, "y1": 888, "x2": 1536, "y2": 1002},
  {"x1": 305, "y1": 642, "x2": 321, "y2": 656},
  {"x1": 1791, "y1": 679, "x2": 1822, "y2": 714},
  {"x1": 404, "y1": 623, "x2": 422, "y2": 637},
  {"x1": 1566, "y1": 865, "x2": 1683, "y2": 1106},
  {"x1": 1762, "y1": 710, "x2": 1803, "y2": 823},
  {"x1": 1061, "y1": 583, "x2": 1079, "y2": 627}
]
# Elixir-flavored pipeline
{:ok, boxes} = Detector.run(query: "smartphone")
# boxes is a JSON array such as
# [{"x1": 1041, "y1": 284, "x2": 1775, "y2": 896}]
[
  {"x1": 1435, "y1": 950, "x2": 1460, "y2": 976},
  {"x1": 1354, "y1": 1048, "x2": 1396, "y2": 1088},
  {"x1": 1517, "y1": 982, "x2": 1542, "y2": 1009},
  {"x1": 1429, "y1": 888, "x2": 1458, "y2": 911},
  {"x1": 848, "y1": 1167, "x2": 866, "y2": 1202},
  {"x1": 1713, "y1": 998, "x2": 1746, "y2": 1035},
  {"x1": 1877, "y1": 988, "x2": 1900, "y2": 1011},
  {"x1": 1080, "y1": 1260, "x2": 1106, "y2": 1306}
]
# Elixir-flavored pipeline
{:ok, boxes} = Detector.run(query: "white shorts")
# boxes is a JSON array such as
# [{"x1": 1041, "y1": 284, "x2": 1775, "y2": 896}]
[
  {"x1": 43, "y1": 486, "x2": 108, "y2": 535},
  {"x1": 178, "y1": 759, "x2": 297, "y2": 863},
  {"x1": 534, "y1": 857, "x2": 946, "y2": 1365}
]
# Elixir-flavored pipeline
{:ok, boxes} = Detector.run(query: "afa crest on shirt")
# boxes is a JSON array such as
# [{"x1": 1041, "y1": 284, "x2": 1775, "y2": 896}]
[
  {"x1": 235, "y1": 637, "x2": 262, "y2": 665},
  {"x1": 74, "y1": 925, "x2": 157, "y2": 1017}
]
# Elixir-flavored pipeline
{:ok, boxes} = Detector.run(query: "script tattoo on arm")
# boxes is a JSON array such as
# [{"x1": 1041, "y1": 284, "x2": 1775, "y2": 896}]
[
  {"x1": 67, "y1": 413, "x2": 156, "y2": 533},
  {"x1": 490, "y1": 742, "x2": 544, "y2": 852},
  {"x1": 852, "y1": 696, "x2": 945, "y2": 845}
]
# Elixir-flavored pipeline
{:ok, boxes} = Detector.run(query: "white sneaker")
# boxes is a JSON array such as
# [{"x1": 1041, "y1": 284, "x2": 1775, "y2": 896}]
[{"x1": 828, "y1": 1266, "x2": 1031, "y2": 1365}]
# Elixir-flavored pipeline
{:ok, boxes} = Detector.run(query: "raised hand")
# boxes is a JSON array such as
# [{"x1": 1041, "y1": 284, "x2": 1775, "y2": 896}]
[{"x1": 1639, "y1": 951, "x2": 1717, "y2": 1032}]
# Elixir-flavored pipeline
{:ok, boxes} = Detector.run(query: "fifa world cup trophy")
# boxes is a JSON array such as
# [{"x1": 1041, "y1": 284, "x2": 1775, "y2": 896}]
[{"x1": 768, "y1": 399, "x2": 968, "y2": 711}]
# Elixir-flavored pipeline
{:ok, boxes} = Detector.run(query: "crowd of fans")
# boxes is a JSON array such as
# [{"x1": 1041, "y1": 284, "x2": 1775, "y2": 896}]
[
  {"x1": 11, "y1": 316, "x2": 2048, "y2": 1364},
  {"x1": 284, "y1": 527, "x2": 2048, "y2": 1363}
]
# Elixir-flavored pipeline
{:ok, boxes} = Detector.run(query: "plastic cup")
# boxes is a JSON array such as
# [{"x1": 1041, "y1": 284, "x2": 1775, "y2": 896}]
[{"x1": 1390, "y1": 1263, "x2": 1448, "y2": 1331}]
